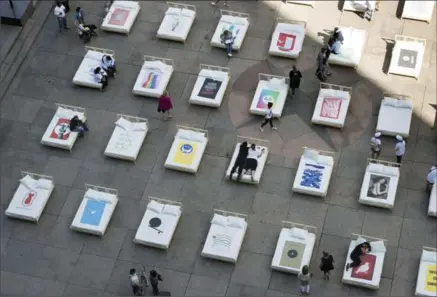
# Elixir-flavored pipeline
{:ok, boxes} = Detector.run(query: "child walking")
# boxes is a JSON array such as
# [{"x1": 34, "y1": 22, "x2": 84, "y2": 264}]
[
  {"x1": 260, "y1": 102, "x2": 277, "y2": 132},
  {"x1": 298, "y1": 265, "x2": 312, "y2": 295},
  {"x1": 319, "y1": 251, "x2": 334, "y2": 280}
]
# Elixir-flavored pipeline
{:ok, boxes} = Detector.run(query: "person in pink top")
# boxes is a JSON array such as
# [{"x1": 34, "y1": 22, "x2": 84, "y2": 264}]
[{"x1": 157, "y1": 90, "x2": 173, "y2": 121}]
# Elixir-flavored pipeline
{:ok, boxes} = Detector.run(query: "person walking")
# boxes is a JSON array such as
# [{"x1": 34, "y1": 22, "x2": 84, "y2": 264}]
[
  {"x1": 157, "y1": 91, "x2": 173, "y2": 121},
  {"x1": 298, "y1": 265, "x2": 313, "y2": 295},
  {"x1": 370, "y1": 132, "x2": 382, "y2": 159},
  {"x1": 149, "y1": 270, "x2": 163, "y2": 296},
  {"x1": 395, "y1": 135, "x2": 406, "y2": 165},
  {"x1": 260, "y1": 102, "x2": 277, "y2": 132},
  {"x1": 54, "y1": 2, "x2": 69, "y2": 32},
  {"x1": 75, "y1": 6, "x2": 85, "y2": 24},
  {"x1": 316, "y1": 48, "x2": 327, "y2": 82},
  {"x1": 319, "y1": 251, "x2": 335, "y2": 280},
  {"x1": 210, "y1": 0, "x2": 229, "y2": 7},
  {"x1": 289, "y1": 65, "x2": 302, "y2": 97}
]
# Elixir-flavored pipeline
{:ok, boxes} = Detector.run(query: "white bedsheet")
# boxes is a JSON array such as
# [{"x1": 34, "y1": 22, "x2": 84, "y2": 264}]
[
  {"x1": 415, "y1": 250, "x2": 437, "y2": 296},
  {"x1": 189, "y1": 69, "x2": 230, "y2": 107},
  {"x1": 73, "y1": 50, "x2": 110, "y2": 89},
  {"x1": 250, "y1": 79, "x2": 289, "y2": 117},
  {"x1": 402, "y1": 1, "x2": 435, "y2": 22},
  {"x1": 271, "y1": 228, "x2": 316, "y2": 274},
  {"x1": 157, "y1": 8, "x2": 196, "y2": 42},
  {"x1": 429, "y1": 183, "x2": 437, "y2": 217},
  {"x1": 101, "y1": 1, "x2": 140, "y2": 34},
  {"x1": 210, "y1": 15, "x2": 249, "y2": 50},
  {"x1": 328, "y1": 27, "x2": 366, "y2": 68},
  {"x1": 376, "y1": 97, "x2": 413, "y2": 137},
  {"x1": 225, "y1": 143, "x2": 269, "y2": 184},
  {"x1": 287, "y1": 0, "x2": 315, "y2": 7},
  {"x1": 132, "y1": 60, "x2": 174, "y2": 98},
  {"x1": 343, "y1": 0, "x2": 376, "y2": 11},
  {"x1": 311, "y1": 88, "x2": 351, "y2": 128},
  {"x1": 269, "y1": 22, "x2": 305, "y2": 59},
  {"x1": 5, "y1": 176, "x2": 54, "y2": 222},
  {"x1": 388, "y1": 40, "x2": 425, "y2": 79},
  {"x1": 41, "y1": 107, "x2": 86, "y2": 150},
  {"x1": 71, "y1": 189, "x2": 118, "y2": 236},
  {"x1": 201, "y1": 220, "x2": 247, "y2": 263},
  {"x1": 359, "y1": 163, "x2": 400, "y2": 209}
]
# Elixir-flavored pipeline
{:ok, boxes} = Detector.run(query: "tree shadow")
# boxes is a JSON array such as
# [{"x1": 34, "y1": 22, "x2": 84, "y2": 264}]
[{"x1": 396, "y1": 0, "x2": 406, "y2": 19}]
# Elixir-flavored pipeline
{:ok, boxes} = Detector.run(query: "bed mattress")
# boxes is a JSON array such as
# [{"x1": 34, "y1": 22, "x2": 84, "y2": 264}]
[
  {"x1": 104, "y1": 122, "x2": 148, "y2": 161},
  {"x1": 376, "y1": 97, "x2": 413, "y2": 137},
  {"x1": 328, "y1": 27, "x2": 366, "y2": 68},
  {"x1": 415, "y1": 250, "x2": 437, "y2": 296},
  {"x1": 268, "y1": 22, "x2": 305, "y2": 58},
  {"x1": 311, "y1": 88, "x2": 350, "y2": 128},
  {"x1": 101, "y1": 1, "x2": 140, "y2": 33},
  {"x1": 402, "y1": 1, "x2": 435, "y2": 22},
  {"x1": 429, "y1": 183, "x2": 437, "y2": 217},
  {"x1": 72, "y1": 50, "x2": 109, "y2": 89},
  {"x1": 157, "y1": 7, "x2": 196, "y2": 42},
  {"x1": 343, "y1": 0, "x2": 376, "y2": 11},
  {"x1": 189, "y1": 69, "x2": 229, "y2": 107},
  {"x1": 210, "y1": 15, "x2": 249, "y2": 50},
  {"x1": 132, "y1": 60, "x2": 174, "y2": 98},
  {"x1": 249, "y1": 79, "x2": 288, "y2": 117},
  {"x1": 388, "y1": 40, "x2": 425, "y2": 79}
]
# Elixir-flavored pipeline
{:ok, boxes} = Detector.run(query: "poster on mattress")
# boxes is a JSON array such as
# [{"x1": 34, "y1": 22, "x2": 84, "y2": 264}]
[
  {"x1": 142, "y1": 72, "x2": 161, "y2": 89},
  {"x1": 198, "y1": 78, "x2": 222, "y2": 99},
  {"x1": 320, "y1": 97, "x2": 342, "y2": 119},
  {"x1": 80, "y1": 199, "x2": 106, "y2": 226},
  {"x1": 114, "y1": 132, "x2": 133, "y2": 150},
  {"x1": 367, "y1": 174, "x2": 390, "y2": 199},
  {"x1": 50, "y1": 118, "x2": 71, "y2": 140},
  {"x1": 426, "y1": 264, "x2": 437, "y2": 292},
  {"x1": 398, "y1": 48, "x2": 418, "y2": 69},
  {"x1": 22, "y1": 190, "x2": 37, "y2": 207},
  {"x1": 212, "y1": 233, "x2": 232, "y2": 249},
  {"x1": 277, "y1": 33, "x2": 296, "y2": 52},
  {"x1": 108, "y1": 8, "x2": 130, "y2": 26},
  {"x1": 351, "y1": 253, "x2": 376, "y2": 281},
  {"x1": 173, "y1": 142, "x2": 197, "y2": 166},
  {"x1": 221, "y1": 24, "x2": 241, "y2": 39},
  {"x1": 279, "y1": 241, "x2": 305, "y2": 269},
  {"x1": 300, "y1": 163, "x2": 324, "y2": 189},
  {"x1": 256, "y1": 89, "x2": 280, "y2": 109}
]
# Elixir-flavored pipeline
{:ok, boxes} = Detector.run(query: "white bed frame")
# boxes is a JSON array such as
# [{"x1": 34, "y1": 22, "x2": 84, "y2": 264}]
[
  {"x1": 211, "y1": 10, "x2": 250, "y2": 50},
  {"x1": 269, "y1": 18, "x2": 307, "y2": 59},
  {"x1": 341, "y1": 0, "x2": 376, "y2": 21},
  {"x1": 285, "y1": 1, "x2": 315, "y2": 7},
  {"x1": 388, "y1": 35, "x2": 426, "y2": 80},
  {"x1": 276, "y1": 17, "x2": 307, "y2": 29},
  {"x1": 401, "y1": 1, "x2": 436, "y2": 23},
  {"x1": 85, "y1": 46, "x2": 115, "y2": 59},
  {"x1": 416, "y1": 246, "x2": 437, "y2": 296},
  {"x1": 259, "y1": 73, "x2": 290, "y2": 86},
  {"x1": 101, "y1": 1, "x2": 140, "y2": 34},
  {"x1": 176, "y1": 124, "x2": 209, "y2": 138},
  {"x1": 251, "y1": 73, "x2": 290, "y2": 117},
  {"x1": 377, "y1": 92, "x2": 413, "y2": 137},
  {"x1": 159, "y1": 2, "x2": 197, "y2": 44}
]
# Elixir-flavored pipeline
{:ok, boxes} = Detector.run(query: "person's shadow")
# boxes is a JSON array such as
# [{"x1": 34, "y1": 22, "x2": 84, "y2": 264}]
[
  {"x1": 317, "y1": 29, "x2": 334, "y2": 46},
  {"x1": 381, "y1": 38, "x2": 395, "y2": 74}
]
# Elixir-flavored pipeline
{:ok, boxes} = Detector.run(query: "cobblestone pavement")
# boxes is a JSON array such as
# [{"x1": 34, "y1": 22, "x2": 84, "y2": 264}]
[{"x1": 0, "y1": 1, "x2": 436, "y2": 296}]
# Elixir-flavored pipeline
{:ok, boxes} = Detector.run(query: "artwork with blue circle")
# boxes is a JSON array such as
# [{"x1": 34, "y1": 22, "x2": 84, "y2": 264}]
[
  {"x1": 300, "y1": 163, "x2": 324, "y2": 189},
  {"x1": 80, "y1": 199, "x2": 106, "y2": 226},
  {"x1": 180, "y1": 144, "x2": 193, "y2": 154}
]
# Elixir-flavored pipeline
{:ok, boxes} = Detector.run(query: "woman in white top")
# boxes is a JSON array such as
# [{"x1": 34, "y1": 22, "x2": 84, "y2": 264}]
[
  {"x1": 93, "y1": 67, "x2": 108, "y2": 91},
  {"x1": 244, "y1": 143, "x2": 265, "y2": 181},
  {"x1": 426, "y1": 165, "x2": 437, "y2": 192},
  {"x1": 102, "y1": 55, "x2": 117, "y2": 78},
  {"x1": 395, "y1": 135, "x2": 405, "y2": 165}
]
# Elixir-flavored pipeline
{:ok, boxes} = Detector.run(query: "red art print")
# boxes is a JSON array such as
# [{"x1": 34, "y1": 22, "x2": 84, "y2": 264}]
[
  {"x1": 50, "y1": 118, "x2": 71, "y2": 140},
  {"x1": 108, "y1": 8, "x2": 130, "y2": 26},
  {"x1": 351, "y1": 254, "x2": 376, "y2": 281},
  {"x1": 320, "y1": 97, "x2": 343, "y2": 119},
  {"x1": 22, "y1": 190, "x2": 37, "y2": 207},
  {"x1": 277, "y1": 33, "x2": 296, "y2": 52}
]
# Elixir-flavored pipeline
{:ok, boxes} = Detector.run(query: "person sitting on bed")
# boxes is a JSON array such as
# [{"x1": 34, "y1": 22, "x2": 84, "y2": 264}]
[
  {"x1": 345, "y1": 241, "x2": 371, "y2": 271},
  {"x1": 220, "y1": 30, "x2": 236, "y2": 58},
  {"x1": 69, "y1": 115, "x2": 89, "y2": 137},
  {"x1": 230, "y1": 141, "x2": 249, "y2": 181},
  {"x1": 102, "y1": 55, "x2": 117, "y2": 78},
  {"x1": 93, "y1": 67, "x2": 108, "y2": 91},
  {"x1": 244, "y1": 143, "x2": 266, "y2": 182}
]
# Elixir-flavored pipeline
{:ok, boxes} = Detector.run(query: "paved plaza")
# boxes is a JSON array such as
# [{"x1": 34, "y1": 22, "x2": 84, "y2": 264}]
[{"x1": 0, "y1": 0, "x2": 436, "y2": 296}]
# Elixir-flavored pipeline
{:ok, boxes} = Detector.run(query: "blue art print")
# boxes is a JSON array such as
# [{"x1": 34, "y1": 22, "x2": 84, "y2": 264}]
[
  {"x1": 80, "y1": 199, "x2": 106, "y2": 226},
  {"x1": 300, "y1": 163, "x2": 325, "y2": 189}
]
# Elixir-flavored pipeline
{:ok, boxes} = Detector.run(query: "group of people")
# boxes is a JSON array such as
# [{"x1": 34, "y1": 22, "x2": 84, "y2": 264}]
[
  {"x1": 316, "y1": 27, "x2": 344, "y2": 82},
  {"x1": 94, "y1": 54, "x2": 117, "y2": 91},
  {"x1": 230, "y1": 141, "x2": 266, "y2": 181},
  {"x1": 129, "y1": 268, "x2": 163, "y2": 296},
  {"x1": 369, "y1": 133, "x2": 406, "y2": 165}
]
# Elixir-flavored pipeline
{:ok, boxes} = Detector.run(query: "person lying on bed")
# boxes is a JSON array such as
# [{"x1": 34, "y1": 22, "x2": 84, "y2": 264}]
[
  {"x1": 230, "y1": 141, "x2": 249, "y2": 181},
  {"x1": 102, "y1": 55, "x2": 117, "y2": 78},
  {"x1": 69, "y1": 115, "x2": 89, "y2": 137},
  {"x1": 93, "y1": 67, "x2": 109, "y2": 91},
  {"x1": 345, "y1": 241, "x2": 371, "y2": 271},
  {"x1": 220, "y1": 30, "x2": 236, "y2": 58},
  {"x1": 244, "y1": 143, "x2": 266, "y2": 182}
]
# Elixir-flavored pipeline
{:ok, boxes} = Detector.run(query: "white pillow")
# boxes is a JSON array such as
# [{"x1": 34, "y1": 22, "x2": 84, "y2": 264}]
[
  {"x1": 397, "y1": 100, "x2": 413, "y2": 109},
  {"x1": 36, "y1": 178, "x2": 53, "y2": 190},
  {"x1": 162, "y1": 204, "x2": 181, "y2": 217},
  {"x1": 221, "y1": 15, "x2": 235, "y2": 24},
  {"x1": 165, "y1": 7, "x2": 181, "y2": 16},
  {"x1": 130, "y1": 122, "x2": 147, "y2": 132},
  {"x1": 422, "y1": 250, "x2": 437, "y2": 263},
  {"x1": 85, "y1": 50, "x2": 104, "y2": 61},
  {"x1": 382, "y1": 97, "x2": 398, "y2": 107},
  {"x1": 355, "y1": 236, "x2": 367, "y2": 245},
  {"x1": 227, "y1": 216, "x2": 246, "y2": 229},
  {"x1": 115, "y1": 117, "x2": 132, "y2": 131},
  {"x1": 211, "y1": 213, "x2": 227, "y2": 227},
  {"x1": 367, "y1": 163, "x2": 384, "y2": 174},
  {"x1": 303, "y1": 149, "x2": 319, "y2": 161},
  {"x1": 147, "y1": 200, "x2": 164, "y2": 214},
  {"x1": 317, "y1": 156, "x2": 334, "y2": 166},
  {"x1": 20, "y1": 175, "x2": 36, "y2": 190},
  {"x1": 371, "y1": 240, "x2": 386, "y2": 253},
  {"x1": 268, "y1": 77, "x2": 285, "y2": 88},
  {"x1": 145, "y1": 60, "x2": 166, "y2": 70},
  {"x1": 383, "y1": 166, "x2": 399, "y2": 177},
  {"x1": 289, "y1": 227, "x2": 308, "y2": 240},
  {"x1": 180, "y1": 8, "x2": 195, "y2": 18},
  {"x1": 233, "y1": 16, "x2": 248, "y2": 26}
]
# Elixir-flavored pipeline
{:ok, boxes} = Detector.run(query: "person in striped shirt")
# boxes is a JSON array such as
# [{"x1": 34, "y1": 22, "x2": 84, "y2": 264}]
[{"x1": 260, "y1": 102, "x2": 277, "y2": 132}]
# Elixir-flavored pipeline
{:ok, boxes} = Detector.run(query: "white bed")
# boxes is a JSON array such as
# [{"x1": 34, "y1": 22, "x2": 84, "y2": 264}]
[
  {"x1": 72, "y1": 46, "x2": 115, "y2": 91},
  {"x1": 201, "y1": 209, "x2": 248, "y2": 263},
  {"x1": 250, "y1": 73, "x2": 289, "y2": 118},
  {"x1": 189, "y1": 64, "x2": 230, "y2": 108},
  {"x1": 156, "y1": 2, "x2": 196, "y2": 42},
  {"x1": 415, "y1": 247, "x2": 437, "y2": 296},
  {"x1": 343, "y1": 1, "x2": 376, "y2": 12},
  {"x1": 271, "y1": 221, "x2": 317, "y2": 274},
  {"x1": 164, "y1": 125, "x2": 208, "y2": 173},
  {"x1": 134, "y1": 197, "x2": 182, "y2": 250},
  {"x1": 388, "y1": 35, "x2": 426, "y2": 79},
  {"x1": 342, "y1": 234, "x2": 387, "y2": 289},
  {"x1": 225, "y1": 136, "x2": 269, "y2": 184},
  {"x1": 5, "y1": 172, "x2": 54, "y2": 223},
  {"x1": 292, "y1": 147, "x2": 335, "y2": 197},
  {"x1": 376, "y1": 93, "x2": 413, "y2": 138},
  {"x1": 359, "y1": 159, "x2": 400, "y2": 209},
  {"x1": 269, "y1": 19, "x2": 306, "y2": 59},
  {"x1": 210, "y1": 10, "x2": 249, "y2": 51},
  {"x1": 104, "y1": 114, "x2": 148, "y2": 161},
  {"x1": 327, "y1": 27, "x2": 366, "y2": 68},
  {"x1": 286, "y1": 1, "x2": 315, "y2": 7},
  {"x1": 71, "y1": 185, "x2": 118, "y2": 236},
  {"x1": 101, "y1": 1, "x2": 140, "y2": 34},
  {"x1": 40, "y1": 103, "x2": 87, "y2": 151},
  {"x1": 429, "y1": 183, "x2": 437, "y2": 217},
  {"x1": 311, "y1": 83, "x2": 352, "y2": 128},
  {"x1": 402, "y1": 1, "x2": 435, "y2": 23},
  {"x1": 132, "y1": 56, "x2": 174, "y2": 98}
]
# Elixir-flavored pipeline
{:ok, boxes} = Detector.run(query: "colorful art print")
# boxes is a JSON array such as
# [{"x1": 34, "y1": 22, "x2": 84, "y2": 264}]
[
  {"x1": 277, "y1": 33, "x2": 296, "y2": 52},
  {"x1": 367, "y1": 174, "x2": 390, "y2": 199},
  {"x1": 320, "y1": 97, "x2": 343, "y2": 119},
  {"x1": 174, "y1": 142, "x2": 197, "y2": 166},
  {"x1": 143, "y1": 71, "x2": 161, "y2": 89},
  {"x1": 198, "y1": 78, "x2": 222, "y2": 99},
  {"x1": 256, "y1": 89, "x2": 280, "y2": 109},
  {"x1": 50, "y1": 118, "x2": 71, "y2": 140},
  {"x1": 351, "y1": 253, "x2": 376, "y2": 281},
  {"x1": 22, "y1": 190, "x2": 37, "y2": 207},
  {"x1": 426, "y1": 264, "x2": 437, "y2": 292},
  {"x1": 398, "y1": 48, "x2": 418, "y2": 69},
  {"x1": 300, "y1": 163, "x2": 324, "y2": 189},
  {"x1": 108, "y1": 8, "x2": 130, "y2": 26},
  {"x1": 114, "y1": 132, "x2": 132, "y2": 150},
  {"x1": 221, "y1": 24, "x2": 241, "y2": 37},
  {"x1": 80, "y1": 199, "x2": 106, "y2": 226}
]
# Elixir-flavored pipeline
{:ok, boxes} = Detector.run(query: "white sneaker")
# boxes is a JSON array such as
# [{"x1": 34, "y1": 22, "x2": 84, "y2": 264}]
[
  {"x1": 259, "y1": 127, "x2": 263, "y2": 132},
  {"x1": 228, "y1": 53, "x2": 232, "y2": 57},
  {"x1": 272, "y1": 127, "x2": 278, "y2": 130},
  {"x1": 210, "y1": 2, "x2": 216, "y2": 5}
]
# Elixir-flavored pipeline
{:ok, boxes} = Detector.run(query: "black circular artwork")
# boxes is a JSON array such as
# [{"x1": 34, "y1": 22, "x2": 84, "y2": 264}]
[
  {"x1": 287, "y1": 249, "x2": 298, "y2": 258},
  {"x1": 149, "y1": 217, "x2": 162, "y2": 228}
]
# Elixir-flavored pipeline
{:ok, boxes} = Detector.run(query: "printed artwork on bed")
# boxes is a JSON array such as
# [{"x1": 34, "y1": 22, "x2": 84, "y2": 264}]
[
  {"x1": 80, "y1": 199, "x2": 106, "y2": 226},
  {"x1": 398, "y1": 48, "x2": 418, "y2": 69},
  {"x1": 108, "y1": 8, "x2": 130, "y2": 26},
  {"x1": 173, "y1": 142, "x2": 198, "y2": 166},
  {"x1": 367, "y1": 174, "x2": 390, "y2": 199},
  {"x1": 279, "y1": 241, "x2": 305, "y2": 269},
  {"x1": 221, "y1": 24, "x2": 241, "y2": 39},
  {"x1": 171, "y1": 18, "x2": 180, "y2": 32},
  {"x1": 50, "y1": 118, "x2": 71, "y2": 140},
  {"x1": 351, "y1": 253, "x2": 376, "y2": 281},
  {"x1": 198, "y1": 78, "x2": 222, "y2": 99},
  {"x1": 300, "y1": 163, "x2": 324, "y2": 189},
  {"x1": 142, "y1": 71, "x2": 161, "y2": 89},
  {"x1": 277, "y1": 33, "x2": 296, "y2": 52},
  {"x1": 212, "y1": 233, "x2": 232, "y2": 249},
  {"x1": 320, "y1": 97, "x2": 343, "y2": 119},
  {"x1": 22, "y1": 190, "x2": 37, "y2": 207},
  {"x1": 425, "y1": 264, "x2": 437, "y2": 292},
  {"x1": 114, "y1": 132, "x2": 133, "y2": 150},
  {"x1": 256, "y1": 89, "x2": 280, "y2": 109}
]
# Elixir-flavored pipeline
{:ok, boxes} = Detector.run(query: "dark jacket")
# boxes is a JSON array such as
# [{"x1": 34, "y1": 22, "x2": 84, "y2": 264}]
[
  {"x1": 289, "y1": 70, "x2": 302, "y2": 88},
  {"x1": 69, "y1": 116, "x2": 81, "y2": 131},
  {"x1": 351, "y1": 242, "x2": 371, "y2": 259},
  {"x1": 317, "y1": 52, "x2": 326, "y2": 68},
  {"x1": 236, "y1": 144, "x2": 249, "y2": 163}
]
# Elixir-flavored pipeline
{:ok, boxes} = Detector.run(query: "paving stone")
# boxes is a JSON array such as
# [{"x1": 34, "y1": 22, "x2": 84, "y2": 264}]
[
  {"x1": 323, "y1": 205, "x2": 365, "y2": 238},
  {"x1": 226, "y1": 283, "x2": 267, "y2": 296},
  {"x1": 62, "y1": 284, "x2": 104, "y2": 297},
  {"x1": 258, "y1": 166, "x2": 294, "y2": 197},
  {"x1": 11, "y1": 213, "x2": 58, "y2": 244},
  {"x1": 47, "y1": 216, "x2": 86, "y2": 253},
  {"x1": 69, "y1": 253, "x2": 115, "y2": 290},
  {"x1": 390, "y1": 278, "x2": 416, "y2": 297},
  {"x1": 231, "y1": 252, "x2": 272, "y2": 289},
  {"x1": 24, "y1": 276, "x2": 67, "y2": 296},
  {"x1": 82, "y1": 227, "x2": 128, "y2": 259},
  {"x1": 43, "y1": 156, "x2": 83, "y2": 187},
  {"x1": 242, "y1": 220, "x2": 280, "y2": 256},
  {"x1": 361, "y1": 212, "x2": 403, "y2": 246},
  {"x1": 251, "y1": 192, "x2": 290, "y2": 225},
  {"x1": 185, "y1": 274, "x2": 229, "y2": 296},
  {"x1": 0, "y1": 95, "x2": 42, "y2": 124},
  {"x1": 393, "y1": 248, "x2": 421, "y2": 283},
  {"x1": 327, "y1": 176, "x2": 363, "y2": 209},
  {"x1": 1, "y1": 239, "x2": 45, "y2": 277},
  {"x1": 399, "y1": 218, "x2": 437, "y2": 250},
  {"x1": 193, "y1": 255, "x2": 235, "y2": 281},
  {"x1": 111, "y1": 198, "x2": 148, "y2": 230}
]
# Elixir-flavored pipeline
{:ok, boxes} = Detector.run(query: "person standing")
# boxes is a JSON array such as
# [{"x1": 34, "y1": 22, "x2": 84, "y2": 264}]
[
  {"x1": 54, "y1": 2, "x2": 68, "y2": 32},
  {"x1": 157, "y1": 91, "x2": 173, "y2": 121},
  {"x1": 129, "y1": 269, "x2": 141, "y2": 296},
  {"x1": 320, "y1": 251, "x2": 335, "y2": 280},
  {"x1": 75, "y1": 6, "x2": 85, "y2": 24},
  {"x1": 395, "y1": 135, "x2": 406, "y2": 164},
  {"x1": 289, "y1": 65, "x2": 302, "y2": 97},
  {"x1": 298, "y1": 265, "x2": 313, "y2": 295},
  {"x1": 260, "y1": 102, "x2": 277, "y2": 132},
  {"x1": 370, "y1": 132, "x2": 382, "y2": 159},
  {"x1": 149, "y1": 270, "x2": 163, "y2": 296},
  {"x1": 426, "y1": 165, "x2": 437, "y2": 192},
  {"x1": 316, "y1": 48, "x2": 327, "y2": 82},
  {"x1": 210, "y1": 0, "x2": 229, "y2": 7}
]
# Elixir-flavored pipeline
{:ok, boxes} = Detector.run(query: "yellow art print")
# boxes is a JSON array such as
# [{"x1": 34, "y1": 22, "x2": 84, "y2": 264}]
[
  {"x1": 426, "y1": 264, "x2": 437, "y2": 292},
  {"x1": 174, "y1": 141, "x2": 197, "y2": 166}
]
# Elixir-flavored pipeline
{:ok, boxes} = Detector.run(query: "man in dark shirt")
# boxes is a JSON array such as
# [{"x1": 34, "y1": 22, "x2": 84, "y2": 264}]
[
  {"x1": 230, "y1": 141, "x2": 249, "y2": 181},
  {"x1": 346, "y1": 241, "x2": 371, "y2": 271},
  {"x1": 289, "y1": 65, "x2": 302, "y2": 97}
]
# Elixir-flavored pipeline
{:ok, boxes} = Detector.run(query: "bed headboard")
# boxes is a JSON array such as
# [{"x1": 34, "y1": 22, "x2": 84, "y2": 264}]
[
  {"x1": 259, "y1": 73, "x2": 290, "y2": 85},
  {"x1": 302, "y1": 146, "x2": 336, "y2": 158},
  {"x1": 382, "y1": 92, "x2": 412, "y2": 101},
  {"x1": 199, "y1": 64, "x2": 230, "y2": 73},
  {"x1": 110, "y1": 2, "x2": 139, "y2": 10},
  {"x1": 220, "y1": 9, "x2": 250, "y2": 20},
  {"x1": 276, "y1": 17, "x2": 307, "y2": 29},
  {"x1": 85, "y1": 46, "x2": 115, "y2": 57},
  {"x1": 395, "y1": 35, "x2": 426, "y2": 47},
  {"x1": 236, "y1": 135, "x2": 269, "y2": 149},
  {"x1": 351, "y1": 233, "x2": 387, "y2": 243},
  {"x1": 213, "y1": 209, "x2": 248, "y2": 220},
  {"x1": 85, "y1": 184, "x2": 118, "y2": 196},
  {"x1": 176, "y1": 125, "x2": 208, "y2": 138},
  {"x1": 21, "y1": 171, "x2": 54, "y2": 182},
  {"x1": 282, "y1": 220, "x2": 317, "y2": 234},
  {"x1": 117, "y1": 114, "x2": 148, "y2": 124},
  {"x1": 320, "y1": 82, "x2": 352, "y2": 95},
  {"x1": 167, "y1": 2, "x2": 196, "y2": 12},
  {"x1": 149, "y1": 196, "x2": 182, "y2": 210},
  {"x1": 367, "y1": 158, "x2": 400, "y2": 168},
  {"x1": 423, "y1": 246, "x2": 437, "y2": 252},
  {"x1": 143, "y1": 55, "x2": 174, "y2": 67},
  {"x1": 55, "y1": 103, "x2": 87, "y2": 117}
]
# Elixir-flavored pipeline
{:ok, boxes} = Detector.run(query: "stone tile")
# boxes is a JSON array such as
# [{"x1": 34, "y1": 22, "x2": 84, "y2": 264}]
[
  {"x1": 390, "y1": 278, "x2": 416, "y2": 297},
  {"x1": 361, "y1": 212, "x2": 403, "y2": 246},
  {"x1": 327, "y1": 176, "x2": 363, "y2": 209},
  {"x1": 403, "y1": 188, "x2": 432, "y2": 221},
  {"x1": 214, "y1": 183, "x2": 257, "y2": 215},
  {"x1": 111, "y1": 198, "x2": 148, "y2": 230},
  {"x1": 62, "y1": 284, "x2": 104, "y2": 297},
  {"x1": 0, "y1": 95, "x2": 42, "y2": 123},
  {"x1": 226, "y1": 283, "x2": 267, "y2": 296},
  {"x1": 47, "y1": 216, "x2": 86, "y2": 253},
  {"x1": 173, "y1": 209, "x2": 211, "y2": 241},
  {"x1": 399, "y1": 218, "x2": 437, "y2": 250},
  {"x1": 193, "y1": 256, "x2": 235, "y2": 280},
  {"x1": 105, "y1": 260, "x2": 147, "y2": 295},
  {"x1": 82, "y1": 227, "x2": 128, "y2": 259},
  {"x1": 43, "y1": 185, "x2": 70, "y2": 216},
  {"x1": 0, "y1": 271, "x2": 29, "y2": 295},
  {"x1": 11, "y1": 213, "x2": 58, "y2": 244},
  {"x1": 348, "y1": 277, "x2": 392, "y2": 296},
  {"x1": 185, "y1": 274, "x2": 229, "y2": 296},
  {"x1": 59, "y1": 188, "x2": 86, "y2": 219},
  {"x1": 251, "y1": 192, "x2": 290, "y2": 225},
  {"x1": 1, "y1": 236, "x2": 9, "y2": 255},
  {"x1": 394, "y1": 248, "x2": 421, "y2": 283},
  {"x1": 381, "y1": 244, "x2": 398, "y2": 279},
  {"x1": 0, "y1": 174, "x2": 17, "y2": 205},
  {"x1": 258, "y1": 166, "x2": 294, "y2": 197},
  {"x1": 22, "y1": 276, "x2": 67, "y2": 296},
  {"x1": 0, "y1": 149, "x2": 48, "y2": 180},
  {"x1": 69, "y1": 253, "x2": 115, "y2": 290},
  {"x1": 266, "y1": 289, "x2": 298, "y2": 296},
  {"x1": 231, "y1": 252, "x2": 272, "y2": 289},
  {"x1": 1, "y1": 239, "x2": 45, "y2": 276},
  {"x1": 323, "y1": 205, "x2": 365, "y2": 238},
  {"x1": 38, "y1": 245, "x2": 80, "y2": 282},
  {"x1": 242, "y1": 220, "x2": 280, "y2": 256},
  {"x1": 336, "y1": 151, "x2": 369, "y2": 180},
  {"x1": 306, "y1": 278, "x2": 351, "y2": 296},
  {"x1": 268, "y1": 270, "x2": 301, "y2": 294},
  {"x1": 43, "y1": 156, "x2": 83, "y2": 187}
]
